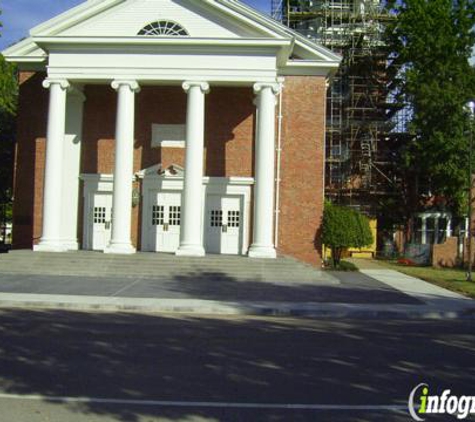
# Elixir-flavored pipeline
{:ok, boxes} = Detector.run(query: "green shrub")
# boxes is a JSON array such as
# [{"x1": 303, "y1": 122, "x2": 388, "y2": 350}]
[
  {"x1": 353, "y1": 210, "x2": 373, "y2": 249},
  {"x1": 322, "y1": 202, "x2": 374, "y2": 267},
  {"x1": 336, "y1": 260, "x2": 358, "y2": 272}
]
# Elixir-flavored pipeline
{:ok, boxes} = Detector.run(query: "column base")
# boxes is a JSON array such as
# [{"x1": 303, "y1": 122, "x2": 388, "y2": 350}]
[
  {"x1": 176, "y1": 244, "x2": 206, "y2": 257},
  {"x1": 248, "y1": 244, "x2": 277, "y2": 259},
  {"x1": 34, "y1": 240, "x2": 68, "y2": 253},
  {"x1": 104, "y1": 242, "x2": 136, "y2": 255},
  {"x1": 62, "y1": 240, "x2": 80, "y2": 251}
]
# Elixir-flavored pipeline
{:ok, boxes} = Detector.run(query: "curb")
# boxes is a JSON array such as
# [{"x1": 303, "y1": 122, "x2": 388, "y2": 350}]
[{"x1": 0, "y1": 295, "x2": 475, "y2": 319}]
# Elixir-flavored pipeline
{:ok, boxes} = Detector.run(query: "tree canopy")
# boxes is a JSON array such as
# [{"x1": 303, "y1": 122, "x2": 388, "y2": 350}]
[
  {"x1": 386, "y1": 0, "x2": 475, "y2": 215},
  {"x1": 0, "y1": 13, "x2": 18, "y2": 215}
]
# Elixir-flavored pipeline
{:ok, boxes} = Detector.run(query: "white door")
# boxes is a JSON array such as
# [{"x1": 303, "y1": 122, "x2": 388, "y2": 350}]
[
  {"x1": 149, "y1": 192, "x2": 181, "y2": 253},
  {"x1": 206, "y1": 195, "x2": 242, "y2": 255},
  {"x1": 91, "y1": 194, "x2": 112, "y2": 251}
]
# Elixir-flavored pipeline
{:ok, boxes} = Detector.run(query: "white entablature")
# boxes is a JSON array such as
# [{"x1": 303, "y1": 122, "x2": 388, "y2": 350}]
[{"x1": 3, "y1": 0, "x2": 341, "y2": 81}]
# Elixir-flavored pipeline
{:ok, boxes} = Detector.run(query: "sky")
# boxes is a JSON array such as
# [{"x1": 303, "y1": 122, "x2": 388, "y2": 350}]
[{"x1": 0, "y1": 0, "x2": 271, "y2": 50}]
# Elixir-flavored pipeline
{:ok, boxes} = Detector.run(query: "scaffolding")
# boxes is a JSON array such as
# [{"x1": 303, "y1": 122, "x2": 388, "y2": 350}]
[{"x1": 273, "y1": 0, "x2": 404, "y2": 214}]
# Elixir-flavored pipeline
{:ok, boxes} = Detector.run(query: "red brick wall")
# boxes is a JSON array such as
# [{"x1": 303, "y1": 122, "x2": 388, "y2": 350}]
[
  {"x1": 14, "y1": 74, "x2": 326, "y2": 266},
  {"x1": 13, "y1": 71, "x2": 48, "y2": 248},
  {"x1": 432, "y1": 237, "x2": 459, "y2": 268},
  {"x1": 81, "y1": 85, "x2": 255, "y2": 176},
  {"x1": 205, "y1": 87, "x2": 254, "y2": 177},
  {"x1": 278, "y1": 76, "x2": 326, "y2": 266}
]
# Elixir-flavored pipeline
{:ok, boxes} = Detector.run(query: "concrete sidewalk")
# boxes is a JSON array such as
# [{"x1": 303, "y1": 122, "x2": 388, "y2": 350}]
[
  {"x1": 0, "y1": 276, "x2": 473, "y2": 318},
  {"x1": 0, "y1": 252, "x2": 473, "y2": 318}
]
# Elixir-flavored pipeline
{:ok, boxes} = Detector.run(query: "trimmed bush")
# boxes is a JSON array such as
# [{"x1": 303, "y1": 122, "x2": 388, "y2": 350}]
[
  {"x1": 322, "y1": 202, "x2": 374, "y2": 267},
  {"x1": 336, "y1": 260, "x2": 358, "y2": 272}
]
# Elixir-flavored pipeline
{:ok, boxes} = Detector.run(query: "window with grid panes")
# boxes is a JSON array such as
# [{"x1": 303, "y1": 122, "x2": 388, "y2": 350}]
[
  {"x1": 169, "y1": 206, "x2": 181, "y2": 226},
  {"x1": 228, "y1": 211, "x2": 240, "y2": 228},
  {"x1": 152, "y1": 205, "x2": 164, "y2": 226},
  {"x1": 94, "y1": 207, "x2": 106, "y2": 224},
  {"x1": 210, "y1": 210, "x2": 223, "y2": 227},
  {"x1": 138, "y1": 21, "x2": 189, "y2": 36}
]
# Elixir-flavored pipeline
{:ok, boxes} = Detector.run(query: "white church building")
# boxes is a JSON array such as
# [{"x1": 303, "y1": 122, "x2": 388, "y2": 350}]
[{"x1": 3, "y1": 0, "x2": 340, "y2": 265}]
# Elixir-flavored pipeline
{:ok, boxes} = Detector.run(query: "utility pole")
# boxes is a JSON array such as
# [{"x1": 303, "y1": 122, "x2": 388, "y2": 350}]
[{"x1": 467, "y1": 101, "x2": 475, "y2": 281}]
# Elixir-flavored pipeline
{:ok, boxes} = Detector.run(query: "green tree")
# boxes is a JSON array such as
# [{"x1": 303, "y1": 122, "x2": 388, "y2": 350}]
[
  {"x1": 0, "y1": 10, "x2": 18, "y2": 231},
  {"x1": 322, "y1": 202, "x2": 373, "y2": 267},
  {"x1": 353, "y1": 211, "x2": 374, "y2": 249},
  {"x1": 386, "y1": 0, "x2": 475, "y2": 215}
]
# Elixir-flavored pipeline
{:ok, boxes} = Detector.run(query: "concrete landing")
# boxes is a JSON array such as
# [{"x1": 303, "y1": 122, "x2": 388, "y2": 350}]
[
  {"x1": 0, "y1": 252, "x2": 473, "y2": 318},
  {"x1": 1, "y1": 250, "x2": 335, "y2": 285}
]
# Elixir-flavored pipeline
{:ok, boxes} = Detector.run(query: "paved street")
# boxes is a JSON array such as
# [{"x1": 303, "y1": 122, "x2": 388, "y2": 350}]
[{"x1": 0, "y1": 310, "x2": 473, "y2": 421}]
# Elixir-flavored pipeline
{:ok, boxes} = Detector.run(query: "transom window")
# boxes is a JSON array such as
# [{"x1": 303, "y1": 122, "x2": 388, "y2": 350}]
[{"x1": 138, "y1": 21, "x2": 189, "y2": 36}]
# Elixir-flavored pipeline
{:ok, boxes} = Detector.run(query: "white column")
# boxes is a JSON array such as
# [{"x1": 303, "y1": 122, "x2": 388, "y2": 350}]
[
  {"x1": 248, "y1": 82, "x2": 280, "y2": 259},
  {"x1": 34, "y1": 78, "x2": 70, "y2": 253},
  {"x1": 61, "y1": 86, "x2": 86, "y2": 250},
  {"x1": 104, "y1": 80, "x2": 140, "y2": 255},
  {"x1": 176, "y1": 81, "x2": 209, "y2": 257},
  {"x1": 434, "y1": 216, "x2": 439, "y2": 244},
  {"x1": 421, "y1": 216, "x2": 427, "y2": 245},
  {"x1": 446, "y1": 217, "x2": 452, "y2": 238}
]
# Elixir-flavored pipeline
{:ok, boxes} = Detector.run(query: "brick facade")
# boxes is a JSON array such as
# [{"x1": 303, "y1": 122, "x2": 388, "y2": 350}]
[
  {"x1": 279, "y1": 76, "x2": 326, "y2": 266},
  {"x1": 13, "y1": 72, "x2": 48, "y2": 248},
  {"x1": 13, "y1": 72, "x2": 325, "y2": 265},
  {"x1": 432, "y1": 237, "x2": 459, "y2": 268}
]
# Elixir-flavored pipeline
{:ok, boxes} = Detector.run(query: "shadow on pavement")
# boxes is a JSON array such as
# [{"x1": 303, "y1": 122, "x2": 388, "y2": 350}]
[
  {"x1": 0, "y1": 270, "x2": 422, "y2": 304},
  {"x1": 0, "y1": 310, "x2": 473, "y2": 421}
]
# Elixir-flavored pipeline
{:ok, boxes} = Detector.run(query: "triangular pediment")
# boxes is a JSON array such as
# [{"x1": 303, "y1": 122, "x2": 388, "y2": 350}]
[
  {"x1": 137, "y1": 163, "x2": 184, "y2": 178},
  {"x1": 31, "y1": 0, "x2": 275, "y2": 39},
  {"x1": 2, "y1": 0, "x2": 341, "y2": 74}
]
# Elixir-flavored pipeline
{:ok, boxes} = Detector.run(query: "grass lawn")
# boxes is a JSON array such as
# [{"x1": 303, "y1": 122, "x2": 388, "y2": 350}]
[{"x1": 378, "y1": 261, "x2": 475, "y2": 299}]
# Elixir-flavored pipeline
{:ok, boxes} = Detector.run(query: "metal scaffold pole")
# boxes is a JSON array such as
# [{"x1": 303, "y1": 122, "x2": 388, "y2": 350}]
[{"x1": 278, "y1": 0, "x2": 399, "y2": 218}]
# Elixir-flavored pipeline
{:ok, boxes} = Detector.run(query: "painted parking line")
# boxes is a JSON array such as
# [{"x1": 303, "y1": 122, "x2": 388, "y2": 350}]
[{"x1": 0, "y1": 393, "x2": 407, "y2": 411}]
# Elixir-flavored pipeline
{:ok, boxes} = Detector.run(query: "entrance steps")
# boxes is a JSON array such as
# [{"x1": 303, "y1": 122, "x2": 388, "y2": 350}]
[{"x1": 0, "y1": 250, "x2": 334, "y2": 284}]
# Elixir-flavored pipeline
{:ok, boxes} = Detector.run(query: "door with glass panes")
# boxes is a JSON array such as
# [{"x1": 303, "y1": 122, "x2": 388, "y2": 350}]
[
  {"x1": 205, "y1": 195, "x2": 242, "y2": 255},
  {"x1": 149, "y1": 192, "x2": 181, "y2": 252},
  {"x1": 91, "y1": 193, "x2": 112, "y2": 251}
]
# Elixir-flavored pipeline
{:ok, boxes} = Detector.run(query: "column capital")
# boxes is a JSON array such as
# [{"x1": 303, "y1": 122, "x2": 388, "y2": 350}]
[
  {"x1": 111, "y1": 80, "x2": 141, "y2": 93},
  {"x1": 182, "y1": 81, "x2": 210, "y2": 94},
  {"x1": 253, "y1": 82, "x2": 281, "y2": 96},
  {"x1": 69, "y1": 85, "x2": 86, "y2": 103},
  {"x1": 43, "y1": 78, "x2": 70, "y2": 90}
]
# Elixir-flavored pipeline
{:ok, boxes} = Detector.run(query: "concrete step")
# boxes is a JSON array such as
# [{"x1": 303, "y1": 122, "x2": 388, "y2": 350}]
[
  {"x1": 0, "y1": 250, "x2": 326, "y2": 282},
  {"x1": 2, "y1": 251, "x2": 318, "y2": 268},
  {"x1": 0, "y1": 268, "x2": 323, "y2": 280},
  {"x1": 4, "y1": 251, "x2": 311, "y2": 266},
  {"x1": 0, "y1": 260, "x2": 320, "y2": 273}
]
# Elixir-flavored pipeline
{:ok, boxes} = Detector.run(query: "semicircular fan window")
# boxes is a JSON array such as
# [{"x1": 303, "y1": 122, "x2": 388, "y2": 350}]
[{"x1": 138, "y1": 21, "x2": 189, "y2": 36}]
